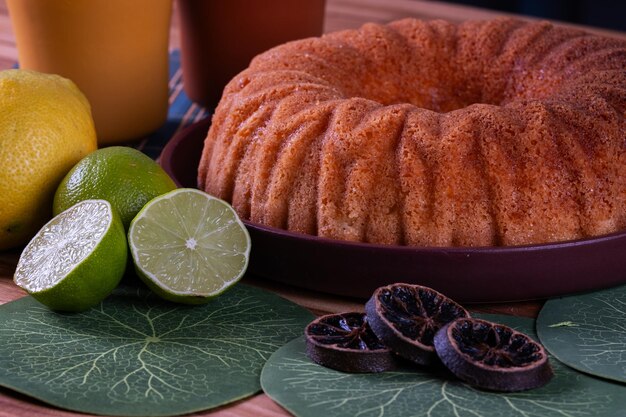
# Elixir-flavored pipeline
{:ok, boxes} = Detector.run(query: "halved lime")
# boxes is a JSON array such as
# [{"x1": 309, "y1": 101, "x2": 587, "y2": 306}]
[
  {"x1": 14, "y1": 199, "x2": 127, "y2": 312},
  {"x1": 128, "y1": 188, "x2": 251, "y2": 304}
]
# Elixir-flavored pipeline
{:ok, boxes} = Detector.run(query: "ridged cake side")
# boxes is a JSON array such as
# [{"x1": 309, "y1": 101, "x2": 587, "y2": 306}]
[{"x1": 198, "y1": 18, "x2": 626, "y2": 247}]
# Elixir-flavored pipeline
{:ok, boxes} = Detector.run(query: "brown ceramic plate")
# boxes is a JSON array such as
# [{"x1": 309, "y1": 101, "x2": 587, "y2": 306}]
[{"x1": 160, "y1": 118, "x2": 626, "y2": 302}]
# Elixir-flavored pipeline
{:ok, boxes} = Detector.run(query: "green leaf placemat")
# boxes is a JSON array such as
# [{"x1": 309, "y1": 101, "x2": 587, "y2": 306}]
[
  {"x1": 0, "y1": 285, "x2": 313, "y2": 416},
  {"x1": 537, "y1": 285, "x2": 626, "y2": 383},
  {"x1": 262, "y1": 314, "x2": 626, "y2": 417}
]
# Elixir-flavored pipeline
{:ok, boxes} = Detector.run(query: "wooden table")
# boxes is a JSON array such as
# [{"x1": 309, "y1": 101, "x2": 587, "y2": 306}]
[{"x1": 0, "y1": 1, "x2": 624, "y2": 416}]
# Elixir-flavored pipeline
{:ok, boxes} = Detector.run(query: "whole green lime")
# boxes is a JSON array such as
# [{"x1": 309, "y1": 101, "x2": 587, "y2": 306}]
[{"x1": 53, "y1": 146, "x2": 176, "y2": 229}]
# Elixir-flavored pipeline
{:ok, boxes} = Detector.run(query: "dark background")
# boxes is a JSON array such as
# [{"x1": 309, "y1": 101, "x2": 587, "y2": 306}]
[{"x1": 444, "y1": 0, "x2": 625, "y2": 31}]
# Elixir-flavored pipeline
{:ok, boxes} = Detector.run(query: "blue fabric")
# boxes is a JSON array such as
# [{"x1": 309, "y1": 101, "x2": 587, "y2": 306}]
[{"x1": 133, "y1": 50, "x2": 210, "y2": 160}]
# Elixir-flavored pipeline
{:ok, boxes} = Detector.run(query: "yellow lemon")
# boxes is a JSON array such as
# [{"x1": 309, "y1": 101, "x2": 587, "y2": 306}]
[{"x1": 0, "y1": 69, "x2": 97, "y2": 250}]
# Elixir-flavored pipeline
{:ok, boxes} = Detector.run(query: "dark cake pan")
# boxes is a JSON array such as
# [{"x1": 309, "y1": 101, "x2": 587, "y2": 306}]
[{"x1": 160, "y1": 118, "x2": 626, "y2": 302}]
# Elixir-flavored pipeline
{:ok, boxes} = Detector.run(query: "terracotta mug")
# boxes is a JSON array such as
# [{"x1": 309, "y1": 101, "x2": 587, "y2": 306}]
[
  {"x1": 177, "y1": 0, "x2": 326, "y2": 108},
  {"x1": 8, "y1": 0, "x2": 173, "y2": 144}
]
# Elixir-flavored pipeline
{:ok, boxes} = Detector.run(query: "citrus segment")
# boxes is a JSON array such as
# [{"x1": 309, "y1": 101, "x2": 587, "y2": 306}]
[
  {"x1": 14, "y1": 200, "x2": 127, "y2": 312},
  {"x1": 128, "y1": 188, "x2": 251, "y2": 304}
]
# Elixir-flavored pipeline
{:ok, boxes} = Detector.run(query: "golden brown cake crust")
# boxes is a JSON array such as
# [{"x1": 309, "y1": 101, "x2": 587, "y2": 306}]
[{"x1": 198, "y1": 17, "x2": 626, "y2": 247}]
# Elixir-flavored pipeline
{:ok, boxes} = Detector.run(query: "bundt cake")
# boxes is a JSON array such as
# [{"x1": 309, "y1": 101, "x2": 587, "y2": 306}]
[{"x1": 198, "y1": 17, "x2": 626, "y2": 247}]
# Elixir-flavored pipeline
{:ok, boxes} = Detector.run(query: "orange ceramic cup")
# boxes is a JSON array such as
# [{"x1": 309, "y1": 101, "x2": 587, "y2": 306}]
[
  {"x1": 7, "y1": 0, "x2": 172, "y2": 144},
  {"x1": 177, "y1": 0, "x2": 326, "y2": 108}
]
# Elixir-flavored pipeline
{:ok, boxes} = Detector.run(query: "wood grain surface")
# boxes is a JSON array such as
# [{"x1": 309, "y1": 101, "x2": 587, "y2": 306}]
[{"x1": 0, "y1": 1, "x2": 623, "y2": 416}]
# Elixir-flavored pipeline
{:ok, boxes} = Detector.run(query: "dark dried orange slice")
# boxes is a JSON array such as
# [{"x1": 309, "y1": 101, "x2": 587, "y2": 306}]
[
  {"x1": 305, "y1": 312, "x2": 399, "y2": 373},
  {"x1": 434, "y1": 317, "x2": 553, "y2": 392},
  {"x1": 365, "y1": 283, "x2": 470, "y2": 365}
]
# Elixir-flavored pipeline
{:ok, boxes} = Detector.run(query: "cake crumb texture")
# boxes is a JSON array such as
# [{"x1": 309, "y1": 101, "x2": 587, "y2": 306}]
[{"x1": 198, "y1": 18, "x2": 626, "y2": 247}]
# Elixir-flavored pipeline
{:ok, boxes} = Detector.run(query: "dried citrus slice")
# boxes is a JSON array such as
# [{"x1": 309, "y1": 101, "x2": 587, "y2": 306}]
[
  {"x1": 365, "y1": 283, "x2": 469, "y2": 365},
  {"x1": 305, "y1": 312, "x2": 399, "y2": 373},
  {"x1": 434, "y1": 317, "x2": 553, "y2": 392}
]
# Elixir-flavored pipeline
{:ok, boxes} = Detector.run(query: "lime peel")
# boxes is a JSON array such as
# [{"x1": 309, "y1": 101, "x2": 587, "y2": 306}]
[{"x1": 128, "y1": 188, "x2": 251, "y2": 304}]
